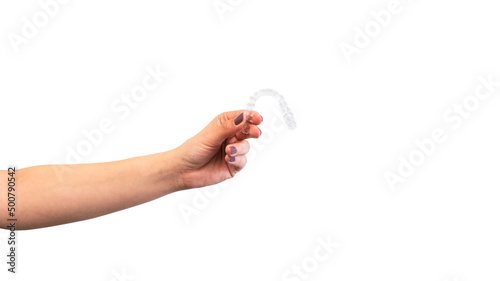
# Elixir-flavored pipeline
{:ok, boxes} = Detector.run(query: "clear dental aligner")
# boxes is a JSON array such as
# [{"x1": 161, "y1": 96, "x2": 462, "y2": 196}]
[{"x1": 242, "y1": 89, "x2": 296, "y2": 134}]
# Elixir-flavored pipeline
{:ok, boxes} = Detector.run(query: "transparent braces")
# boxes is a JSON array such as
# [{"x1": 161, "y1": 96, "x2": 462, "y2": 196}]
[{"x1": 242, "y1": 89, "x2": 296, "y2": 134}]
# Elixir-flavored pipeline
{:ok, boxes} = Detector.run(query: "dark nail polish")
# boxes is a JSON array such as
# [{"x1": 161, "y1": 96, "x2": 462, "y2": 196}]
[
  {"x1": 230, "y1": 146, "x2": 237, "y2": 155},
  {"x1": 261, "y1": 115, "x2": 264, "y2": 122},
  {"x1": 234, "y1": 113, "x2": 244, "y2": 125},
  {"x1": 229, "y1": 156, "x2": 236, "y2": 162},
  {"x1": 258, "y1": 128, "x2": 262, "y2": 136}
]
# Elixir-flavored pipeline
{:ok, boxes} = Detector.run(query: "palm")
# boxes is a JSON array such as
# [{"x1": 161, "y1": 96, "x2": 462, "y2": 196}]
[{"x1": 180, "y1": 138, "x2": 237, "y2": 189}]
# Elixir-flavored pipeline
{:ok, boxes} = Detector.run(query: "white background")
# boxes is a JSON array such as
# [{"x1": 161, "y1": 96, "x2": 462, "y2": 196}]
[{"x1": 1, "y1": 0, "x2": 500, "y2": 280}]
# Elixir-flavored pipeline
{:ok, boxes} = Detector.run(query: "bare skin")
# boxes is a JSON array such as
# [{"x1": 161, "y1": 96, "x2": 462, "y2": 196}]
[{"x1": 0, "y1": 110, "x2": 262, "y2": 230}]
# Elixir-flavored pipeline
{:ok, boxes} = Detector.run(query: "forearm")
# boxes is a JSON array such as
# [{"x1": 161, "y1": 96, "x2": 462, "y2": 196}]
[{"x1": 2, "y1": 149, "x2": 184, "y2": 230}]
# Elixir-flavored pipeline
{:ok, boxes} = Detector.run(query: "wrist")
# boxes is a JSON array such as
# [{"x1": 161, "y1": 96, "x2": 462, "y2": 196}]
[{"x1": 159, "y1": 148, "x2": 188, "y2": 192}]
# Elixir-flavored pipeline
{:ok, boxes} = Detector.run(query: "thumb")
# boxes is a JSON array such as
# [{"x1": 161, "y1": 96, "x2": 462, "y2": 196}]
[{"x1": 206, "y1": 110, "x2": 246, "y2": 144}]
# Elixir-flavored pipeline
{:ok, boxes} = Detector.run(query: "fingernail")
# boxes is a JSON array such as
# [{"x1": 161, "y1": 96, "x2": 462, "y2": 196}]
[
  {"x1": 234, "y1": 113, "x2": 244, "y2": 125},
  {"x1": 229, "y1": 156, "x2": 236, "y2": 162},
  {"x1": 261, "y1": 115, "x2": 264, "y2": 122},
  {"x1": 230, "y1": 146, "x2": 237, "y2": 155},
  {"x1": 258, "y1": 127, "x2": 262, "y2": 136}
]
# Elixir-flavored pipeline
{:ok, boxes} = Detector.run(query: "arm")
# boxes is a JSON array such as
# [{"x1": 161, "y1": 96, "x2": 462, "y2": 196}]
[
  {"x1": 1, "y1": 152, "x2": 180, "y2": 230},
  {"x1": 1, "y1": 110, "x2": 262, "y2": 230}
]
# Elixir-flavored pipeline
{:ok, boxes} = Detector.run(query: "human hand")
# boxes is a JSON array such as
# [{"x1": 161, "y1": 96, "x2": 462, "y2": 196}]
[{"x1": 174, "y1": 110, "x2": 263, "y2": 190}]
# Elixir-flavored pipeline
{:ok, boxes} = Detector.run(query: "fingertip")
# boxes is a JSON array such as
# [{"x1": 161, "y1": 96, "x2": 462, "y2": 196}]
[
  {"x1": 235, "y1": 125, "x2": 261, "y2": 140},
  {"x1": 225, "y1": 154, "x2": 236, "y2": 163},
  {"x1": 252, "y1": 112, "x2": 263, "y2": 125},
  {"x1": 226, "y1": 145, "x2": 237, "y2": 156},
  {"x1": 230, "y1": 145, "x2": 237, "y2": 155}
]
